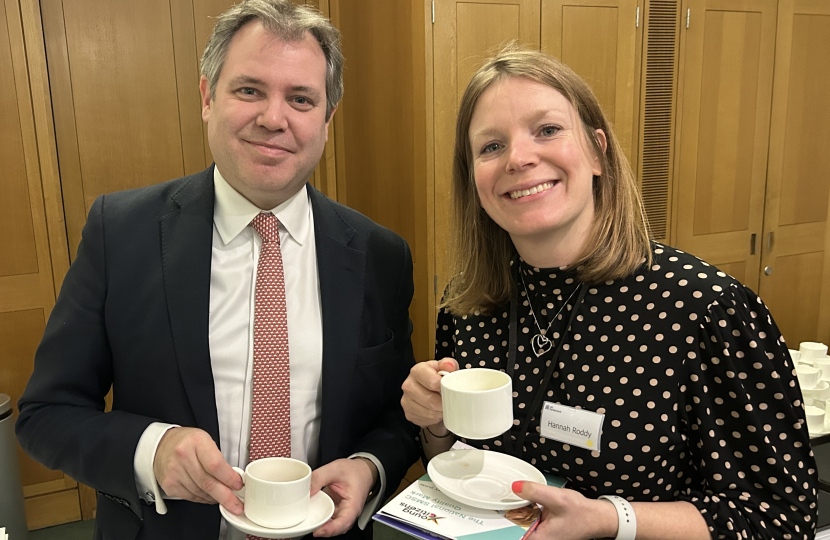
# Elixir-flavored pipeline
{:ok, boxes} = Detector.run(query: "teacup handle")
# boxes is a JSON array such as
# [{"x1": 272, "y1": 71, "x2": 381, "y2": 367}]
[
  {"x1": 231, "y1": 466, "x2": 246, "y2": 502},
  {"x1": 437, "y1": 371, "x2": 450, "y2": 397}
]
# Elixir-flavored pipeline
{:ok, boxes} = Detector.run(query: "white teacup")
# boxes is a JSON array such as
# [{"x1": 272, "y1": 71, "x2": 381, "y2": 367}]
[
  {"x1": 440, "y1": 368, "x2": 513, "y2": 440},
  {"x1": 796, "y1": 365, "x2": 821, "y2": 390},
  {"x1": 815, "y1": 357, "x2": 830, "y2": 380},
  {"x1": 802, "y1": 380, "x2": 830, "y2": 406},
  {"x1": 800, "y1": 342, "x2": 828, "y2": 361},
  {"x1": 232, "y1": 457, "x2": 311, "y2": 529},
  {"x1": 806, "y1": 405, "x2": 825, "y2": 433},
  {"x1": 789, "y1": 349, "x2": 802, "y2": 363}
]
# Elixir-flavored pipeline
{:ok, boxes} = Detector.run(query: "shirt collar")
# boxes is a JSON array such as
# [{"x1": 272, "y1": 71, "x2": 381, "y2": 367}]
[{"x1": 212, "y1": 167, "x2": 311, "y2": 246}]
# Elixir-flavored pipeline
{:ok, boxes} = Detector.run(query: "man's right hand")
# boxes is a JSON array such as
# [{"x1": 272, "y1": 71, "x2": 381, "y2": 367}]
[
  {"x1": 400, "y1": 357, "x2": 459, "y2": 428},
  {"x1": 153, "y1": 427, "x2": 244, "y2": 514}
]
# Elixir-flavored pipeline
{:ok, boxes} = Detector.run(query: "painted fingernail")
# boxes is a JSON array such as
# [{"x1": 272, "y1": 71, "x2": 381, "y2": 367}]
[{"x1": 512, "y1": 481, "x2": 524, "y2": 493}]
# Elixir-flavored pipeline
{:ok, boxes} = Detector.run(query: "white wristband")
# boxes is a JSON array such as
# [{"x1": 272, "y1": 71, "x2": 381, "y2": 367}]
[{"x1": 598, "y1": 495, "x2": 636, "y2": 540}]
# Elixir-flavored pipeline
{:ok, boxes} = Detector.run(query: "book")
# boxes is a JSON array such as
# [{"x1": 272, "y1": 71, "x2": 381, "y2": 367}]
[{"x1": 374, "y1": 453, "x2": 565, "y2": 540}]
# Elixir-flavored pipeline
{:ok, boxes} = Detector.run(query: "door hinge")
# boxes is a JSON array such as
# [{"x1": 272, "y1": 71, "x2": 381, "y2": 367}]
[
  {"x1": 686, "y1": 8, "x2": 690, "y2": 28},
  {"x1": 432, "y1": 0, "x2": 435, "y2": 24},
  {"x1": 636, "y1": 6, "x2": 640, "y2": 28}
]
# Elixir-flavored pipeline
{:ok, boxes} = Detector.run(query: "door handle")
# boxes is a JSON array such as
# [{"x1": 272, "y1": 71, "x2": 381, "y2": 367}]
[
  {"x1": 750, "y1": 233, "x2": 756, "y2": 255},
  {"x1": 767, "y1": 232, "x2": 774, "y2": 253}
]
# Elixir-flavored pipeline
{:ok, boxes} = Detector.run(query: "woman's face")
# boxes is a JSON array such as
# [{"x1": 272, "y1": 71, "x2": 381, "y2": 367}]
[{"x1": 468, "y1": 76, "x2": 605, "y2": 249}]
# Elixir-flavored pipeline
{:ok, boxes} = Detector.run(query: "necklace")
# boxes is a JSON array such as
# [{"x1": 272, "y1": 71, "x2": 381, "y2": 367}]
[{"x1": 519, "y1": 270, "x2": 582, "y2": 357}]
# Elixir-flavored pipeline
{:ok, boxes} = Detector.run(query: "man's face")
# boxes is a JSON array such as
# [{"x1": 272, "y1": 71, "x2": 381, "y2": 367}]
[{"x1": 200, "y1": 21, "x2": 333, "y2": 209}]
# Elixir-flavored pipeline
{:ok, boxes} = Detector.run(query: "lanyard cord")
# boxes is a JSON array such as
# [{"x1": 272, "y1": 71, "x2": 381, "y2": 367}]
[{"x1": 502, "y1": 261, "x2": 588, "y2": 459}]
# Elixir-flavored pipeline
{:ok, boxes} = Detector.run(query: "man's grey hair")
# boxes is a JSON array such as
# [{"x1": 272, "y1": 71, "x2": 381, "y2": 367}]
[{"x1": 200, "y1": 0, "x2": 344, "y2": 120}]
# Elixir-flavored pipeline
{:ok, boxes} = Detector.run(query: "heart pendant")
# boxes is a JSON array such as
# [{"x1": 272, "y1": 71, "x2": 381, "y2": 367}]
[{"x1": 531, "y1": 334, "x2": 553, "y2": 357}]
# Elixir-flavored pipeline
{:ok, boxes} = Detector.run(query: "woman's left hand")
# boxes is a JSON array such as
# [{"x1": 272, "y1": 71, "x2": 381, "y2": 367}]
[{"x1": 512, "y1": 481, "x2": 618, "y2": 540}]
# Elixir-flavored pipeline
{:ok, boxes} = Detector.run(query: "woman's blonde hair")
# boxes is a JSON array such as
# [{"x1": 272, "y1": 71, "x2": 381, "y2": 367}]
[{"x1": 444, "y1": 44, "x2": 652, "y2": 315}]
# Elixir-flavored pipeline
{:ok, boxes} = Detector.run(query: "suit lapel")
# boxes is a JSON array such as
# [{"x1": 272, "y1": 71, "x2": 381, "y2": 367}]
[
  {"x1": 309, "y1": 187, "x2": 365, "y2": 464},
  {"x1": 160, "y1": 168, "x2": 220, "y2": 443}
]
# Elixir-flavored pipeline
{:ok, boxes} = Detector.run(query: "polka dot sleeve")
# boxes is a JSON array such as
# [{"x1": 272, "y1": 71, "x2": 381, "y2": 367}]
[
  {"x1": 678, "y1": 283, "x2": 818, "y2": 539},
  {"x1": 435, "y1": 307, "x2": 456, "y2": 360}
]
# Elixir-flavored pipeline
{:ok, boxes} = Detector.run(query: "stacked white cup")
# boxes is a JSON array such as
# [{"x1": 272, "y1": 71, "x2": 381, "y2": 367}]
[
  {"x1": 800, "y1": 342, "x2": 828, "y2": 365},
  {"x1": 796, "y1": 342, "x2": 830, "y2": 434}
]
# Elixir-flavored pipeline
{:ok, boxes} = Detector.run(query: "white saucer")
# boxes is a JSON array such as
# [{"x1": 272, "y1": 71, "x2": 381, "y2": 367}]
[
  {"x1": 809, "y1": 425, "x2": 830, "y2": 438},
  {"x1": 220, "y1": 491, "x2": 334, "y2": 539},
  {"x1": 427, "y1": 448, "x2": 545, "y2": 510}
]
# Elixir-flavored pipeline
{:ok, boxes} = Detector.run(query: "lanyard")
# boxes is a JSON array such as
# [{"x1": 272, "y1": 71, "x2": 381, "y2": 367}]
[{"x1": 502, "y1": 263, "x2": 587, "y2": 459}]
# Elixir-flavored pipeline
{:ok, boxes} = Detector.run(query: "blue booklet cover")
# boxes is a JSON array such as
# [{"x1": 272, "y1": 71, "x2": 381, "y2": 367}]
[{"x1": 373, "y1": 472, "x2": 566, "y2": 540}]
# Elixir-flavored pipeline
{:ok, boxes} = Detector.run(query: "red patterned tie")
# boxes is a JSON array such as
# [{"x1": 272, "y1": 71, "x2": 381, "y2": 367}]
[
  {"x1": 249, "y1": 212, "x2": 291, "y2": 461},
  {"x1": 246, "y1": 213, "x2": 291, "y2": 540}
]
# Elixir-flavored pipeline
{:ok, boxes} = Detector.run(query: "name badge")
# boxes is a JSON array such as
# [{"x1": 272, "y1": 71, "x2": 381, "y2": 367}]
[{"x1": 540, "y1": 401, "x2": 605, "y2": 453}]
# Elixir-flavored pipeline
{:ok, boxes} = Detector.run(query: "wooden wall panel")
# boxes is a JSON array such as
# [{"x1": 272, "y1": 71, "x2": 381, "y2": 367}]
[
  {"x1": 715, "y1": 261, "x2": 747, "y2": 285},
  {"x1": 0, "y1": 0, "x2": 38, "y2": 277},
  {"x1": 456, "y1": 4, "x2": 521, "y2": 87},
  {"x1": 172, "y1": 0, "x2": 210, "y2": 176},
  {"x1": 691, "y1": 10, "x2": 761, "y2": 236},
  {"x1": 62, "y1": 1, "x2": 185, "y2": 199},
  {"x1": 2, "y1": 0, "x2": 78, "y2": 528},
  {"x1": 43, "y1": 0, "x2": 192, "y2": 257},
  {"x1": 18, "y1": 0, "x2": 70, "y2": 294},
  {"x1": 764, "y1": 252, "x2": 823, "y2": 348},
  {"x1": 563, "y1": 6, "x2": 619, "y2": 118},
  {"x1": 338, "y1": 0, "x2": 417, "y2": 246},
  {"x1": 776, "y1": 13, "x2": 830, "y2": 227}
]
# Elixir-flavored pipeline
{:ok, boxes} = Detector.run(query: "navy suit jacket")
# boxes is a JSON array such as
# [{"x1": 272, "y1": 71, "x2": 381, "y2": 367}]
[{"x1": 16, "y1": 166, "x2": 419, "y2": 540}]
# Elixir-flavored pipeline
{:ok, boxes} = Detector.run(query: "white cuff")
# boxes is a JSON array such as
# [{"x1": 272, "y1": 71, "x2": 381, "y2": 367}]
[
  {"x1": 598, "y1": 495, "x2": 636, "y2": 540},
  {"x1": 349, "y1": 452, "x2": 386, "y2": 530},
  {"x1": 134, "y1": 422, "x2": 180, "y2": 515}
]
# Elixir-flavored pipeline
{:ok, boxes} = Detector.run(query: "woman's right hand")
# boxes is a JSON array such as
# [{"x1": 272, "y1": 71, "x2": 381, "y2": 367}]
[{"x1": 401, "y1": 358, "x2": 459, "y2": 429}]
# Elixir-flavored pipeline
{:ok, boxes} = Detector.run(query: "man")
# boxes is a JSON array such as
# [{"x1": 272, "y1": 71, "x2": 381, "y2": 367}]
[{"x1": 15, "y1": 1, "x2": 419, "y2": 539}]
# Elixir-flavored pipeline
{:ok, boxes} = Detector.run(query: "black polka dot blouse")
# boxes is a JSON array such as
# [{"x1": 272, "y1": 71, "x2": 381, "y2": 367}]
[{"x1": 435, "y1": 244, "x2": 818, "y2": 539}]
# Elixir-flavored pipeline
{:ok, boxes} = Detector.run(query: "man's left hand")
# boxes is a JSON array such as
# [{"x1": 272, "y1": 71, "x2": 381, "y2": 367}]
[{"x1": 311, "y1": 457, "x2": 378, "y2": 537}]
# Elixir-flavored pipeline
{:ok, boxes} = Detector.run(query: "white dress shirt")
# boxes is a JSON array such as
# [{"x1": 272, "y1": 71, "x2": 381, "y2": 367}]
[{"x1": 133, "y1": 168, "x2": 384, "y2": 539}]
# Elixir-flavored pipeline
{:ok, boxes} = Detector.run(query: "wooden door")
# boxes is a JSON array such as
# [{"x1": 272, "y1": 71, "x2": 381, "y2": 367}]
[
  {"x1": 673, "y1": 0, "x2": 777, "y2": 290},
  {"x1": 433, "y1": 0, "x2": 541, "y2": 309},
  {"x1": 758, "y1": 0, "x2": 830, "y2": 347},
  {"x1": 541, "y1": 0, "x2": 641, "y2": 163},
  {"x1": 0, "y1": 0, "x2": 80, "y2": 530}
]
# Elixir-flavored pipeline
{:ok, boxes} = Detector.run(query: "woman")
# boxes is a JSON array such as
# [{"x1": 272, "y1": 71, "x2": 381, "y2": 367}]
[{"x1": 401, "y1": 45, "x2": 818, "y2": 540}]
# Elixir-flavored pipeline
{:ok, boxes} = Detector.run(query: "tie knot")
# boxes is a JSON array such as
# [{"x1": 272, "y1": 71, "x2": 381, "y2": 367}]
[{"x1": 251, "y1": 212, "x2": 280, "y2": 243}]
